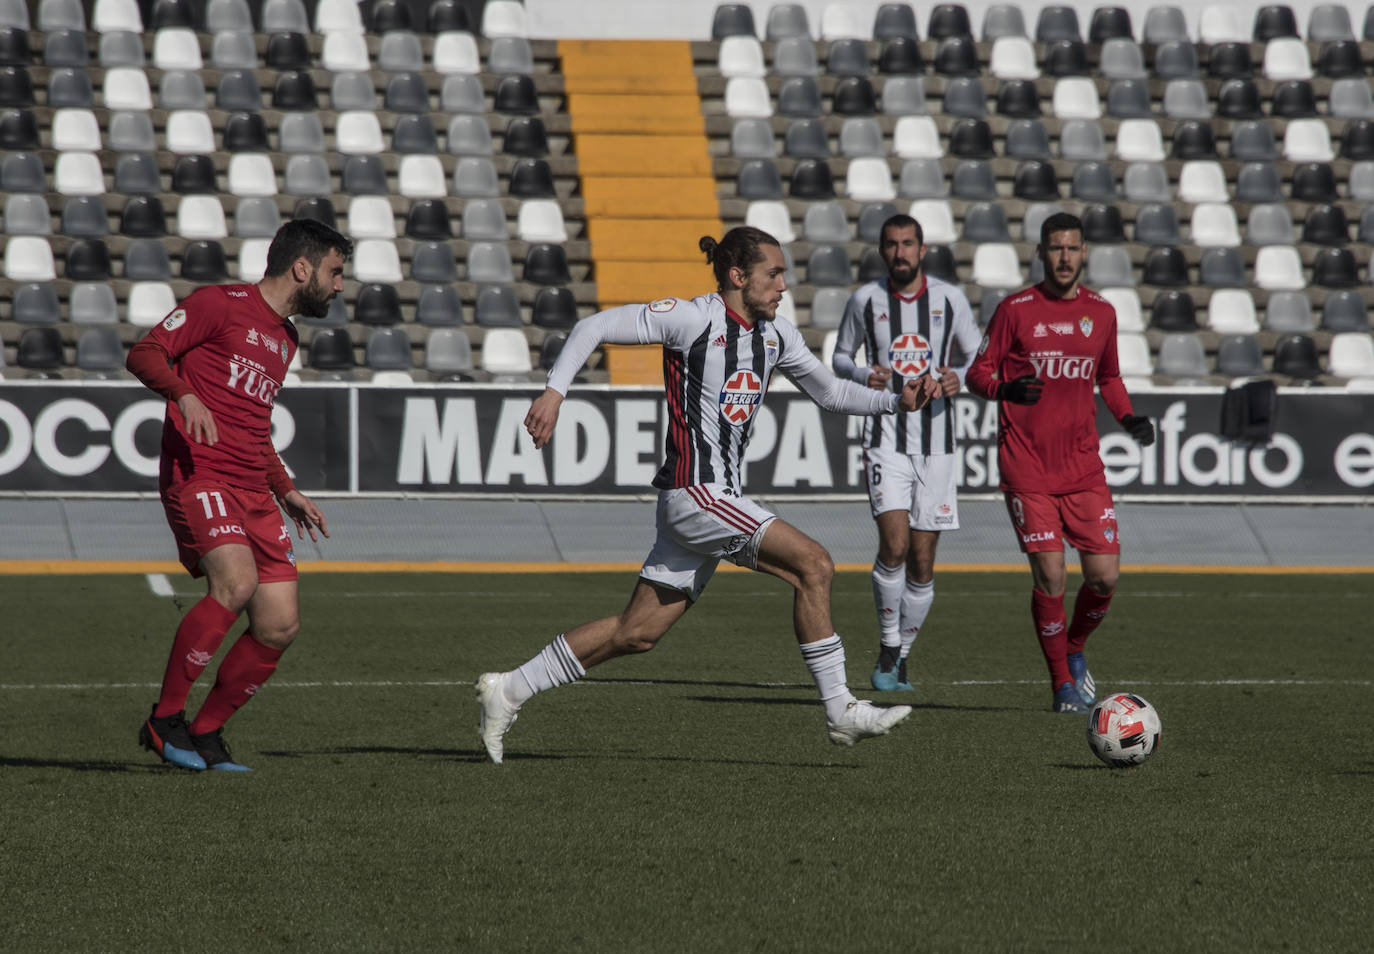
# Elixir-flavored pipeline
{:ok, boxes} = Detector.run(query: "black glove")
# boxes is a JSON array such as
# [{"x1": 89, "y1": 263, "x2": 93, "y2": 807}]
[
  {"x1": 1121, "y1": 414, "x2": 1155, "y2": 446},
  {"x1": 998, "y1": 375, "x2": 1044, "y2": 405}
]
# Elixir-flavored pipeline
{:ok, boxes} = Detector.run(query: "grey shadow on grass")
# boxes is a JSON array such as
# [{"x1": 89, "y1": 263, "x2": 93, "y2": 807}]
[
  {"x1": 687, "y1": 694, "x2": 1020, "y2": 714},
  {"x1": 0, "y1": 756, "x2": 169, "y2": 774},
  {"x1": 260, "y1": 746, "x2": 856, "y2": 769}
]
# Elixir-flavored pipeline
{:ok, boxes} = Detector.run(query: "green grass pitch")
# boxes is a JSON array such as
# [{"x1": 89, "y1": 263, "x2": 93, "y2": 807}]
[{"x1": 2, "y1": 570, "x2": 1371, "y2": 952}]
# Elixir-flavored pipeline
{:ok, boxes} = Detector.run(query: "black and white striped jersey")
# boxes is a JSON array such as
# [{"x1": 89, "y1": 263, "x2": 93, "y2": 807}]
[
  {"x1": 546, "y1": 292, "x2": 899, "y2": 493},
  {"x1": 832, "y1": 275, "x2": 981, "y2": 456}
]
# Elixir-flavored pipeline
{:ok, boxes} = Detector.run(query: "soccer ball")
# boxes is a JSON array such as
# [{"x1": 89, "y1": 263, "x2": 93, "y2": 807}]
[{"x1": 1086, "y1": 692, "x2": 1161, "y2": 767}]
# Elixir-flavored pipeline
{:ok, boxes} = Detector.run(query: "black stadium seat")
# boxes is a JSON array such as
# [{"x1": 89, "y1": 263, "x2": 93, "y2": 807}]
[
  {"x1": 874, "y1": 3, "x2": 919, "y2": 39},
  {"x1": 1312, "y1": 247, "x2": 1359, "y2": 287},
  {"x1": 493, "y1": 74, "x2": 539, "y2": 114},
  {"x1": 273, "y1": 70, "x2": 317, "y2": 109},
  {"x1": 405, "y1": 199, "x2": 452, "y2": 238},
  {"x1": 1013, "y1": 160, "x2": 1059, "y2": 200},
  {"x1": 832, "y1": 76, "x2": 877, "y2": 115},
  {"x1": 878, "y1": 36, "x2": 922, "y2": 74},
  {"x1": 503, "y1": 116, "x2": 549, "y2": 156},
  {"x1": 1150, "y1": 290, "x2": 1199, "y2": 331},
  {"x1": 935, "y1": 35, "x2": 980, "y2": 76},
  {"x1": 356, "y1": 284, "x2": 403, "y2": 325},
  {"x1": 532, "y1": 287, "x2": 578, "y2": 329},
  {"x1": 428, "y1": 0, "x2": 471, "y2": 32},
  {"x1": 0, "y1": 107, "x2": 38, "y2": 148},
  {"x1": 309, "y1": 329, "x2": 356, "y2": 371},
  {"x1": 1044, "y1": 39, "x2": 1089, "y2": 76},
  {"x1": 1303, "y1": 205, "x2": 1350, "y2": 245},
  {"x1": 266, "y1": 32, "x2": 311, "y2": 69},
  {"x1": 180, "y1": 240, "x2": 229, "y2": 281},
  {"x1": 789, "y1": 158, "x2": 836, "y2": 198},
  {"x1": 1142, "y1": 246, "x2": 1189, "y2": 287},
  {"x1": 18, "y1": 327, "x2": 64, "y2": 371},
  {"x1": 222, "y1": 112, "x2": 269, "y2": 152},
  {"x1": 65, "y1": 239, "x2": 112, "y2": 281},
  {"x1": 509, "y1": 158, "x2": 556, "y2": 198},
  {"x1": 1089, "y1": 6, "x2": 1132, "y2": 42},
  {"x1": 927, "y1": 4, "x2": 972, "y2": 40},
  {"x1": 525, "y1": 244, "x2": 572, "y2": 285},
  {"x1": 711, "y1": 4, "x2": 756, "y2": 39},
  {"x1": 1272, "y1": 334, "x2": 1321, "y2": 378},
  {"x1": 1252, "y1": 4, "x2": 1298, "y2": 41}
]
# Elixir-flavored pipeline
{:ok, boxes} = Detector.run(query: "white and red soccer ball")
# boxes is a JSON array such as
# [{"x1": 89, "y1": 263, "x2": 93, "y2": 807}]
[{"x1": 1086, "y1": 692, "x2": 1162, "y2": 767}]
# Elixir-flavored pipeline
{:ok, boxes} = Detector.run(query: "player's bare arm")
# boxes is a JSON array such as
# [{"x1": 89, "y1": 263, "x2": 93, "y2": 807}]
[
  {"x1": 280, "y1": 490, "x2": 329, "y2": 542},
  {"x1": 176, "y1": 392, "x2": 218, "y2": 445},
  {"x1": 900, "y1": 375, "x2": 942, "y2": 412},
  {"x1": 525, "y1": 387, "x2": 564, "y2": 450}
]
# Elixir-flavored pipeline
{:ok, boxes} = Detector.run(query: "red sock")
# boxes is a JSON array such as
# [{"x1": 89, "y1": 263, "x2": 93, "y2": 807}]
[
  {"x1": 154, "y1": 595, "x2": 239, "y2": 718},
  {"x1": 1031, "y1": 588, "x2": 1071, "y2": 689},
  {"x1": 189, "y1": 632, "x2": 284, "y2": 736},
  {"x1": 1066, "y1": 584, "x2": 1114, "y2": 655}
]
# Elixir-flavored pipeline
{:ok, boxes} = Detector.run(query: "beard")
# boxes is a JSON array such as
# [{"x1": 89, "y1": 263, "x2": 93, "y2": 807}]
[
  {"x1": 741, "y1": 282, "x2": 777, "y2": 324},
  {"x1": 289, "y1": 276, "x2": 335, "y2": 318},
  {"x1": 1044, "y1": 261, "x2": 1084, "y2": 293},
  {"x1": 886, "y1": 259, "x2": 918, "y2": 284}
]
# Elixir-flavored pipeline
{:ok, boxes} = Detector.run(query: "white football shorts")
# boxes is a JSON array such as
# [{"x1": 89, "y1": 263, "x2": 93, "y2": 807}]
[
  {"x1": 639, "y1": 484, "x2": 777, "y2": 602},
  {"x1": 862, "y1": 447, "x2": 960, "y2": 531}
]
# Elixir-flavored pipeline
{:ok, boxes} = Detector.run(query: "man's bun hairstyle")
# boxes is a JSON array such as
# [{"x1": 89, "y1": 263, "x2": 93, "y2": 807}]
[{"x1": 699, "y1": 226, "x2": 780, "y2": 290}]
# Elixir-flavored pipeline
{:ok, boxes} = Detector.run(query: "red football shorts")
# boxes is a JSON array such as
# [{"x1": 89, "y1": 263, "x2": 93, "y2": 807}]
[
  {"x1": 162, "y1": 479, "x2": 298, "y2": 581},
  {"x1": 1003, "y1": 485, "x2": 1120, "y2": 555}
]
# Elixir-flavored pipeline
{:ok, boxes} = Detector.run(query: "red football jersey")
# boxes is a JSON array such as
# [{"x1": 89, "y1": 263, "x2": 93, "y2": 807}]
[
  {"x1": 128, "y1": 284, "x2": 298, "y2": 492},
  {"x1": 967, "y1": 283, "x2": 1134, "y2": 493}
]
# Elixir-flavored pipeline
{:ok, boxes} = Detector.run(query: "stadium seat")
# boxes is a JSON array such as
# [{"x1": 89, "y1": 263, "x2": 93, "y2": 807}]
[
  {"x1": 454, "y1": 199, "x2": 503, "y2": 242},
  {"x1": 1253, "y1": 247, "x2": 1305, "y2": 290},
  {"x1": 934, "y1": 34, "x2": 979, "y2": 76},
  {"x1": 1051, "y1": 77, "x2": 1100, "y2": 118},
  {"x1": 15, "y1": 326, "x2": 63, "y2": 372},
  {"x1": 1200, "y1": 248, "x2": 1246, "y2": 288},
  {"x1": 766, "y1": 3, "x2": 810, "y2": 40},
  {"x1": 1327, "y1": 334, "x2": 1374, "y2": 378},
  {"x1": 480, "y1": 328, "x2": 533, "y2": 377},
  {"x1": 316, "y1": 0, "x2": 364, "y2": 34},
  {"x1": 889, "y1": 115, "x2": 940, "y2": 159},
  {"x1": 894, "y1": 159, "x2": 942, "y2": 200},
  {"x1": 1283, "y1": 119, "x2": 1334, "y2": 161},
  {"x1": 154, "y1": 27, "x2": 201, "y2": 70},
  {"x1": 826, "y1": 37, "x2": 871, "y2": 75},
  {"x1": 1272, "y1": 79, "x2": 1318, "y2": 118},
  {"x1": 97, "y1": 30, "x2": 143, "y2": 66},
  {"x1": 1070, "y1": 162, "x2": 1116, "y2": 201},
  {"x1": 857, "y1": 201, "x2": 899, "y2": 241},
  {"x1": 942, "y1": 77, "x2": 987, "y2": 116},
  {"x1": 3, "y1": 193, "x2": 48, "y2": 235},
  {"x1": 1263, "y1": 292, "x2": 1315, "y2": 335},
  {"x1": 730, "y1": 119, "x2": 775, "y2": 159},
  {"x1": 1087, "y1": 246, "x2": 1133, "y2": 286},
  {"x1": 1035, "y1": 5, "x2": 1080, "y2": 42},
  {"x1": 346, "y1": 196, "x2": 397, "y2": 240},
  {"x1": 399, "y1": 199, "x2": 448, "y2": 241},
  {"x1": 1059, "y1": 119, "x2": 1107, "y2": 161},
  {"x1": 989, "y1": 36, "x2": 1037, "y2": 78},
  {"x1": 493, "y1": 74, "x2": 538, "y2": 114},
  {"x1": 474, "y1": 286, "x2": 522, "y2": 327},
  {"x1": 1292, "y1": 162, "x2": 1339, "y2": 201},
  {"x1": 1034, "y1": 34, "x2": 1084, "y2": 75},
  {"x1": 790, "y1": 159, "x2": 836, "y2": 198},
  {"x1": 489, "y1": 37, "x2": 535, "y2": 75},
  {"x1": 70, "y1": 284, "x2": 119, "y2": 326},
  {"x1": 509, "y1": 158, "x2": 556, "y2": 198},
  {"x1": 1079, "y1": 203, "x2": 1123, "y2": 244},
  {"x1": 806, "y1": 287, "x2": 847, "y2": 330},
  {"x1": 378, "y1": 33, "x2": 424, "y2": 73},
  {"x1": 352, "y1": 240, "x2": 403, "y2": 284},
  {"x1": 952, "y1": 159, "x2": 997, "y2": 198},
  {"x1": 159, "y1": 69, "x2": 207, "y2": 110},
  {"x1": 1271, "y1": 333, "x2": 1320, "y2": 377},
  {"x1": 1263, "y1": 37, "x2": 1312, "y2": 79},
  {"x1": 832, "y1": 76, "x2": 877, "y2": 115},
  {"x1": 1116, "y1": 332, "x2": 1153, "y2": 378},
  {"x1": 52, "y1": 151, "x2": 102, "y2": 196},
  {"x1": 1114, "y1": 119, "x2": 1164, "y2": 162},
  {"x1": 450, "y1": 157, "x2": 498, "y2": 198},
  {"x1": 63, "y1": 238, "x2": 111, "y2": 280},
  {"x1": 807, "y1": 245, "x2": 851, "y2": 286},
  {"x1": 385, "y1": 72, "x2": 431, "y2": 113},
  {"x1": 909, "y1": 199, "x2": 957, "y2": 244},
  {"x1": 61, "y1": 196, "x2": 108, "y2": 237},
  {"x1": 744, "y1": 200, "x2": 795, "y2": 243},
  {"x1": 483, "y1": 0, "x2": 528, "y2": 36},
  {"x1": 1004, "y1": 119, "x2": 1050, "y2": 159},
  {"x1": 433, "y1": 31, "x2": 480, "y2": 74},
  {"x1": 1150, "y1": 289, "x2": 1199, "y2": 331},
  {"x1": 920, "y1": 245, "x2": 958, "y2": 284},
  {"x1": 1341, "y1": 121, "x2": 1374, "y2": 160},
  {"x1": 1175, "y1": 162, "x2": 1227, "y2": 203},
  {"x1": 1303, "y1": 204, "x2": 1350, "y2": 245},
  {"x1": 513, "y1": 200, "x2": 566, "y2": 244},
  {"x1": 840, "y1": 116, "x2": 884, "y2": 157},
  {"x1": 1132, "y1": 203, "x2": 1179, "y2": 246},
  {"x1": 468, "y1": 243, "x2": 515, "y2": 285},
  {"x1": 978, "y1": 288, "x2": 1013, "y2": 326},
  {"x1": 503, "y1": 116, "x2": 549, "y2": 157},
  {"x1": 846, "y1": 157, "x2": 895, "y2": 200},
  {"x1": 531, "y1": 287, "x2": 578, "y2": 329},
  {"x1": 1312, "y1": 247, "x2": 1359, "y2": 287},
  {"x1": 208, "y1": 0, "x2": 252, "y2": 30},
  {"x1": 719, "y1": 35, "x2": 765, "y2": 78},
  {"x1": 1206, "y1": 289, "x2": 1260, "y2": 334},
  {"x1": 1100, "y1": 38, "x2": 1146, "y2": 79},
  {"x1": 1191, "y1": 204, "x2": 1241, "y2": 247},
  {"x1": 48, "y1": 66, "x2": 94, "y2": 107},
  {"x1": 1099, "y1": 287, "x2": 1143, "y2": 332},
  {"x1": 416, "y1": 284, "x2": 464, "y2": 327},
  {"x1": 878, "y1": 34, "x2": 922, "y2": 74},
  {"x1": 1308, "y1": 3, "x2": 1355, "y2": 41},
  {"x1": 1329, "y1": 79, "x2": 1374, "y2": 119},
  {"x1": 995, "y1": 79, "x2": 1041, "y2": 118},
  {"x1": 737, "y1": 159, "x2": 784, "y2": 199},
  {"x1": 776, "y1": 76, "x2": 822, "y2": 116},
  {"x1": 1012, "y1": 159, "x2": 1060, "y2": 200},
  {"x1": 124, "y1": 281, "x2": 174, "y2": 327},
  {"x1": 179, "y1": 239, "x2": 228, "y2": 281},
  {"x1": 1227, "y1": 121, "x2": 1277, "y2": 162},
  {"x1": 1021, "y1": 201, "x2": 1064, "y2": 243},
  {"x1": 963, "y1": 202, "x2": 1012, "y2": 242},
  {"x1": 340, "y1": 155, "x2": 387, "y2": 195},
  {"x1": 354, "y1": 284, "x2": 403, "y2": 326},
  {"x1": 1213, "y1": 334, "x2": 1265, "y2": 377},
  {"x1": 1156, "y1": 332, "x2": 1209, "y2": 382},
  {"x1": 1160, "y1": 79, "x2": 1209, "y2": 120},
  {"x1": 424, "y1": 328, "x2": 475, "y2": 378},
  {"x1": 523, "y1": 244, "x2": 570, "y2": 285},
  {"x1": 1321, "y1": 291, "x2": 1371, "y2": 332},
  {"x1": 1234, "y1": 162, "x2": 1283, "y2": 202},
  {"x1": 1152, "y1": 39, "x2": 1198, "y2": 80},
  {"x1": 225, "y1": 154, "x2": 276, "y2": 198},
  {"x1": 447, "y1": 114, "x2": 494, "y2": 156},
  {"x1": 1317, "y1": 38, "x2": 1363, "y2": 77},
  {"x1": 982, "y1": 4, "x2": 1025, "y2": 39},
  {"x1": 279, "y1": 114, "x2": 326, "y2": 154}
]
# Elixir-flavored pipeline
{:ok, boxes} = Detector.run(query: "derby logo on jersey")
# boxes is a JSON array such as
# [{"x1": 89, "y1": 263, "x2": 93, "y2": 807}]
[
  {"x1": 161, "y1": 308, "x2": 187, "y2": 332},
  {"x1": 1080, "y1": 316, "x2": 1093, "y2": 337},
  {"x1": 649, "y1": 298, "x2": 676, "y2": 313},
  {"x1": 889, "y1": 333, "x2": 932, "y2": 378},
  {"x1": 719, "y1": 369, "x2": 763, "y2": 426}
]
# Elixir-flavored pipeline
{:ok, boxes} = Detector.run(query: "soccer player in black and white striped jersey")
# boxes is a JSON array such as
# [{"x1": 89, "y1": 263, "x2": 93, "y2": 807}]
[
  {"x1": 476, "y1": 227, "x2": 942, "y2": 762},
  {"x1": 833, "y1": 215, "x2": 981, "y2": 694}
]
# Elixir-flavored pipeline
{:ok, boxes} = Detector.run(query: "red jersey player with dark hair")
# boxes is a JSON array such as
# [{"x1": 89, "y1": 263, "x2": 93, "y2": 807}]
[
  {"x1": 967, "y1": 212, "x2": 1155, "y2": 714},
  {"x1": 126, "y1": 219, "x2": 350, "y2": 770}
]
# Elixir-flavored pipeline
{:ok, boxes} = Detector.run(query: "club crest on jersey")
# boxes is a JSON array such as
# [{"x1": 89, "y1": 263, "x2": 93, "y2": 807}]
[
  {"x1": 280, "y1": 340, "x2": 290, "y2": 363},
  {"x1": 161, "y1": 308, "x2": 186, "y2": 331},
  {"x1": 889, "y1": 333, "x2": 932, "y2": 378},
  {"x1": 649, "y1": 298, "x2": 676, "y2": 313},
  {"x1": 1080, "y1": 316, "x2": 1093, "y2": 337},
  {"x1": 719, "y1": 369, "x2": 763, "y2": 426},
  {"x1": 1104, "y1": 528, "x2": 1116, "y2": 543},
  {"x1": 765, "y1": 337, "x2": 779, "y2": 362}
]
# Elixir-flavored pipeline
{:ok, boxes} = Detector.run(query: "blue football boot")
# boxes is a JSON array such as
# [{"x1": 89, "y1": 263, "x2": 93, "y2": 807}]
[
  {"x1": 191, "y1": 728, "x2": 252, "y2": 772},
  {"x1": 139, "y1": 707, "x2": 207, "y2": 771},
  {"x1": 1066, "y1": 651, "x2": 1096, "y2": 706},
  {"x1": 1053, "y1": 681, "x2": 1090, "y2": 714},
  {"x1": 871, "y1": 644, "x2": 901, "y2": 691},
  {"x1": 894, "y1": 656, "x2": 915, "y2": 691}
]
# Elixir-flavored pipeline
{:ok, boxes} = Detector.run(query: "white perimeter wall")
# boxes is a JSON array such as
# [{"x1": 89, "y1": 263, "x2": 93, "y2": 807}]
[{"x1": 523, "y1": 0, "x2": 1369, "y2": 41}]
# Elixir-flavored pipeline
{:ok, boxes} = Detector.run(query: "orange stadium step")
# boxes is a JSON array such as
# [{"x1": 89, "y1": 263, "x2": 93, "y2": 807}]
[{"x1": 560, "y1": 39, "x2": 723, "y2": 385}]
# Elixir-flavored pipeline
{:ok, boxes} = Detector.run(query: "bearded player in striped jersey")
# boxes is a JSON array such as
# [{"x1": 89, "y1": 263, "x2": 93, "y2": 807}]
[
  {"x1": 476, "y1": 226, "x2": 942, "y2": 762},
  {"x1": 833, "y1": 214, "x2": 981, "y2": 693},
  {"x1": 967, "y1": 212, "x2": 1156, "y2": 714}
]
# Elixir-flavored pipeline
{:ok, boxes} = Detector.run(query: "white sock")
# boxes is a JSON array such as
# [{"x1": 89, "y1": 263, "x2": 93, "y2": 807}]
[
  {"x1": 899, "y1": 579, "x2": 934, "y2": 660},
  {"x1": 800, "y1": 633, "x2": 856, "y2": 722},
  {"x1": 506, "y1": 635, "x2": 585, "y2": 706},
  {"x1": 872, "y1": 560, "x2": 904, "y2": 648}
]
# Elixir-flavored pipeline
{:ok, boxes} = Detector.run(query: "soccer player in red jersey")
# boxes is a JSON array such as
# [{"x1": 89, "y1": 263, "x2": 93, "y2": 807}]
[
  {"x1": 967, "y1": 212, "x2": 1155, "y2": 713},
  {"x1": 126, "y1": 220, "x2": 347, "y2": 769}
]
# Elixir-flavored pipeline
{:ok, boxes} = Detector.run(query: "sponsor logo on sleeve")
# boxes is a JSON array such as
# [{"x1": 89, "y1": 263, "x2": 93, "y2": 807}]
[
  {"x1": 649, "y1": 298, "x2": 677, "y2": 313},
  {"x1": 161, "y1": 308, "x2": 186, "y2": 331}
]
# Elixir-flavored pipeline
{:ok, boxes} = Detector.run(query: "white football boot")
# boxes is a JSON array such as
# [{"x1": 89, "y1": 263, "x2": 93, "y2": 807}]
[
  {"x1": 476, "y1": 672, "x2": 520, "y2": 764},
  {"x1": 827, "y1": 700, "x2": 912, "y2": 746}
]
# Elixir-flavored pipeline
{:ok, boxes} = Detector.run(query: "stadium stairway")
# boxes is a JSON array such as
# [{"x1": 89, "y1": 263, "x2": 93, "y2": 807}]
[{"x1": 559, "y1": 39, "x2": 722, "y2": 384}]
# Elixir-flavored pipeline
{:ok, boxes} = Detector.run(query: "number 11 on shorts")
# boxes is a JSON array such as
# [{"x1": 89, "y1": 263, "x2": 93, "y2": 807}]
[{"x1": 196, "y1": 490, "x2": 227, "y2": 519}]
